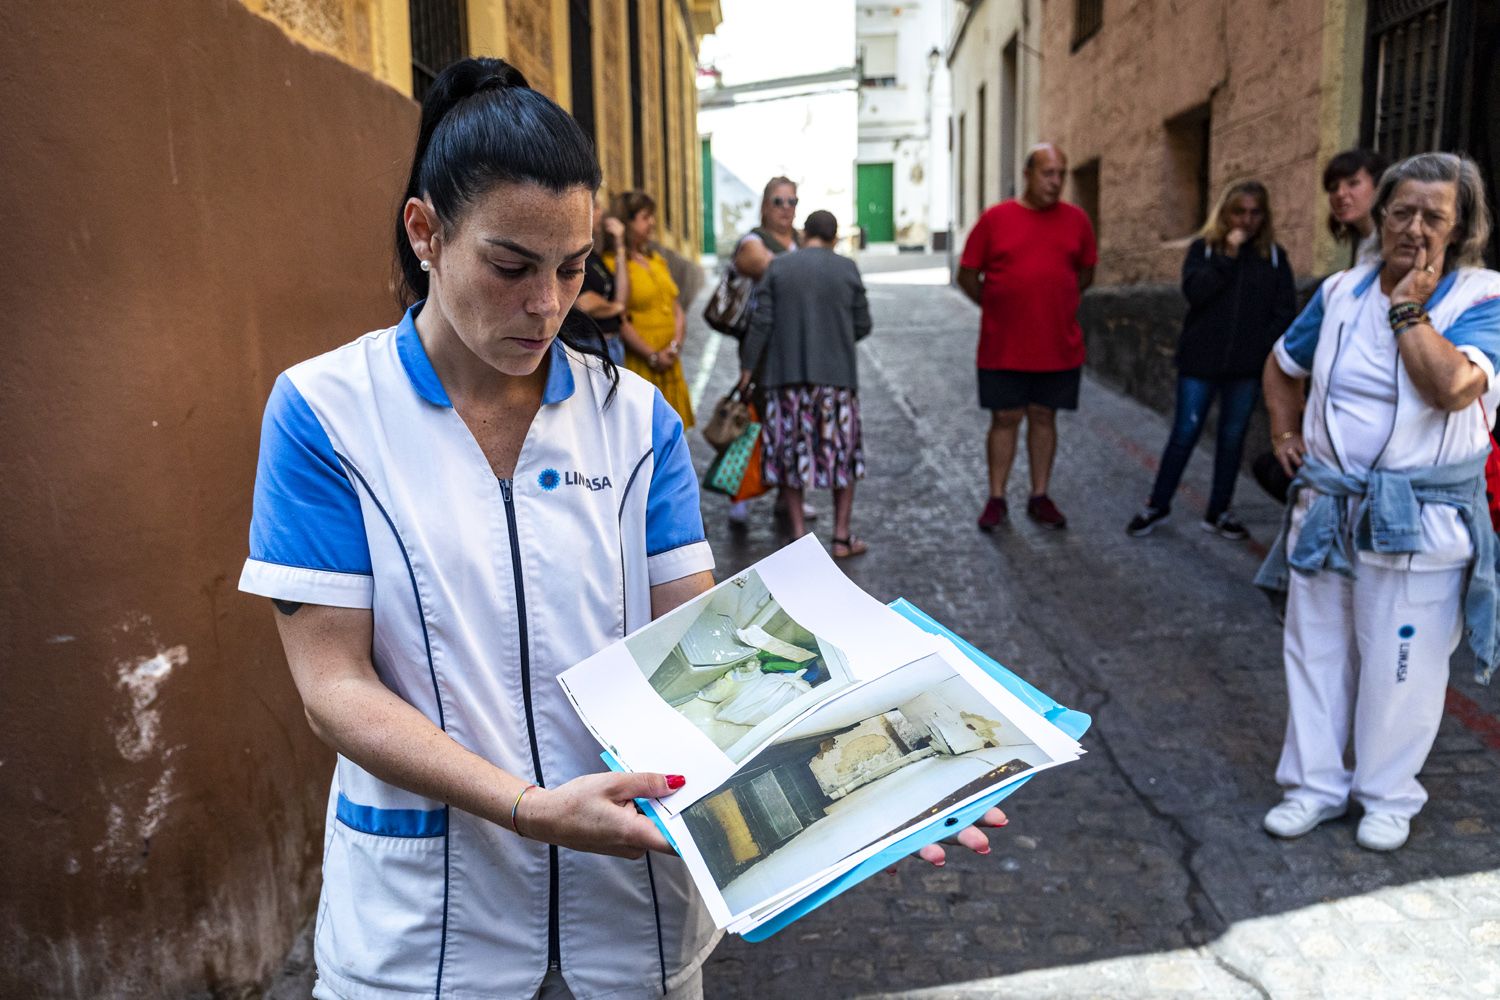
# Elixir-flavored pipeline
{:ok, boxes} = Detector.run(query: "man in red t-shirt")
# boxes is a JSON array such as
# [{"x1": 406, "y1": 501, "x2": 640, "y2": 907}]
[{"x1": 958, "y1": 143, "x2": 1097, "y2": 530}]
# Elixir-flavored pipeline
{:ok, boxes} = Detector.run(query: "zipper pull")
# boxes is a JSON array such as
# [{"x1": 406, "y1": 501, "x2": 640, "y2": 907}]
[{"x1": 499, "y1": 478, "x2": 512, "y2": 503}]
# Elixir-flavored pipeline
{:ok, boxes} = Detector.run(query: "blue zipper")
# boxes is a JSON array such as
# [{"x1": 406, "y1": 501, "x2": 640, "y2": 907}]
[{"x1": 498, "y1": 477, "x2": 562, "y2": 973}]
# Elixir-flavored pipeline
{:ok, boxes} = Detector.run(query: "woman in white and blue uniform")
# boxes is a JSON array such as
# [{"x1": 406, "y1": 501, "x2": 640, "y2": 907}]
[
  {"x1": 240, "y1": 60, "x2": 719, "y2": 999},
  {"x1": 1257, "y1": 153, "x2": 1500, "y2": 852}
]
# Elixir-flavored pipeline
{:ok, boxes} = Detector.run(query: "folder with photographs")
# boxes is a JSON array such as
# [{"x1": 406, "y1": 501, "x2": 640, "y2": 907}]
[{"x1": 559, "y1": 535, "x2": 1089, "y2": 936}]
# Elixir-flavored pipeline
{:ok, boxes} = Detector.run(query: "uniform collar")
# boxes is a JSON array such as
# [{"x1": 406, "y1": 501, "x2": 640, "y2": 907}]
[
  {"x1": 1353, "y1": 262, "x2": 1459, "y2": 309},
  {"x1": 397, "y1": 302, "x2": 576, "y2": 408}
]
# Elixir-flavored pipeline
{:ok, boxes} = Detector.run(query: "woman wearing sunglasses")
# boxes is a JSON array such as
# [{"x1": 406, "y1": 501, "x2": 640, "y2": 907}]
[{"x1": 728, "y1": 177, "x2": 811, "y2": 529}]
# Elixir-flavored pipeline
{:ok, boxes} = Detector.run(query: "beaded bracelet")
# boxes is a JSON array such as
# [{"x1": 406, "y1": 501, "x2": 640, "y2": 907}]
[
  {"x1": 1392, "y1": 311, "x2": 1431, "y2": 337},
  {"x1": 1389, "y1": 301, "x2": 1428, "y2": 335},
  {"x1": 511, "y1": 783, "x2": 539, "y2": 838}
]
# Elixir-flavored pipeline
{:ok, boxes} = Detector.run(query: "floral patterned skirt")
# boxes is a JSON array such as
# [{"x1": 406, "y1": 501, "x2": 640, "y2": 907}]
[{"x1": 761, "y1": 385, "x2": 864, "y2": 490}]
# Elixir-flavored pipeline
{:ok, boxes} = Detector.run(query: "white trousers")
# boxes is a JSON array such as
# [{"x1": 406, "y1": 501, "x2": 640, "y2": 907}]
[{"x1": 1276, "y1": 559, "x2": 1462, "y2": 818}]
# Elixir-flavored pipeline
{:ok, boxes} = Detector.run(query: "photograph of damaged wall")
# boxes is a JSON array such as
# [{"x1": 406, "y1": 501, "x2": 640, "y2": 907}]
[{"x1": 682, "y1": 664, "x2": 1050, "y2": 916}]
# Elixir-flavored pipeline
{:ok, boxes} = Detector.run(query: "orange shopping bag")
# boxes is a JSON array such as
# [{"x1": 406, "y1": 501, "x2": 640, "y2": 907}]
[{"x1": 732, "y1": 404, "x2": 770, "y2": 502}]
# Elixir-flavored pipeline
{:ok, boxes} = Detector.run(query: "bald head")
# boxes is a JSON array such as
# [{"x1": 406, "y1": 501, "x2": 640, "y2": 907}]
[{"x1": 1022, "y1": 142, "x2": 1067, "y2": 209}]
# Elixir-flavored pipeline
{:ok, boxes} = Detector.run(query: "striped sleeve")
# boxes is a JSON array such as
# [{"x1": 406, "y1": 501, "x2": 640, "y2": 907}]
[
  {"x1": 1273, "y1": 281, "x2": 1326, "y2": 378},
  {"x1": 1443, "y1": 292, "x2": 1500, "y2": 377},
  {"x1": 644, "y1": 390, "x2": 714, "y2": 585},
  {"x1": 238, "y1": 374, "x2": 374, "y2": 608}
]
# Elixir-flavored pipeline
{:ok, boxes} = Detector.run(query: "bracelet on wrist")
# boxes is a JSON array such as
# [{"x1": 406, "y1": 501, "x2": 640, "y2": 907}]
[
  {"x1": 1389, "y1": 301, "x2": 1428, "y2": 335},
  {"x1": 511, "y1": 783, "x2": 539, "y2": 838},
  {"x1": 1273, "y1": 430, "x2": 1297, "y2": 446}
]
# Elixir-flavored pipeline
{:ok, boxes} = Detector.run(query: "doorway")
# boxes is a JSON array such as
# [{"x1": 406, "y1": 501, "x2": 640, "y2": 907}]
[{"x1": 858, "y1": 162, "x2": 895, "y2": 244}]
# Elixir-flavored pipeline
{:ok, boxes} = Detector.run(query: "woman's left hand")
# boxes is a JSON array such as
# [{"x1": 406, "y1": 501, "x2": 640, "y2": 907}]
[
  {"x1": 894, "y1": 807, "x2": 1008, "y2": 870},
  {"x1": 1391, "y1": 242, "x2": 1444, "y2": 306}
]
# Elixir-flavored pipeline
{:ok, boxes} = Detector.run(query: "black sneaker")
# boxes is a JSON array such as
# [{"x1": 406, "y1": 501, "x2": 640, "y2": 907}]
[
  {"x1": 1202, "y1": 512, "x2": 1249, "y2": 540},
  {"x1": 1126, "y1": 506, "x2": 1169, "y2": 536}
]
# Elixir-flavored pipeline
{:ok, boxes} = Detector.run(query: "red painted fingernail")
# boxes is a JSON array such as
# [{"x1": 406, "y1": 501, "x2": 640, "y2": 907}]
[{"x1": 666, "y1": 774, "x2": 686, "y2": 789}]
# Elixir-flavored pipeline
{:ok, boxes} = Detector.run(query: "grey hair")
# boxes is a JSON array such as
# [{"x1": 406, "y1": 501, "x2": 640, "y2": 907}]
[{"x1": 1372, "y1": 152, "x2": 1493, "y2": 271}]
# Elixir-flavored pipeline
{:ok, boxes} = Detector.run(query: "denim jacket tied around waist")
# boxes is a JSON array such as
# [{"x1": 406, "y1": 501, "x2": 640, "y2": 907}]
[{"x1": 1254, "y1": 454, "x2": 1500, "y2": 683}]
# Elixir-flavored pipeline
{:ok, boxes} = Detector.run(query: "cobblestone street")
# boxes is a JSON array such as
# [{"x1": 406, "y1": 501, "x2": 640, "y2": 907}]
[{"x1": 686, "y1": 255, "x2": 1500, "y2": 1000}]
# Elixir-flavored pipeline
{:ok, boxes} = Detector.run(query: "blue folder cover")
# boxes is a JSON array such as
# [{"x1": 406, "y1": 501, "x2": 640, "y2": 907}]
[{"x1": 602, "y1": 598, "x2": 1091, "y2": 941}]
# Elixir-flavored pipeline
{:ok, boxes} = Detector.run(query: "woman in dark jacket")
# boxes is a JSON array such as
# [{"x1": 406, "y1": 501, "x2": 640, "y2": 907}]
[{"x1": 1127, "y1": 179, "x2": 1296, "y2": 539}]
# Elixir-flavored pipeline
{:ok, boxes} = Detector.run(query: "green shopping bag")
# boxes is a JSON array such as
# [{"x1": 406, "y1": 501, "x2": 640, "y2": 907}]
[{"x1": 703, "y1": 420, "x2": 762, "y2": 497}]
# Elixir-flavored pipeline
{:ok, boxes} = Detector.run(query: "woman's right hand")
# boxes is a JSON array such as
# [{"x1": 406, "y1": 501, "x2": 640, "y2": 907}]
[
  {"x1": 602, "y1": 216, "x2": 625, "y2": 245},
  {"x1": 517, "y1": 771, "x2": 684, "y2": 859},
  {"x1": 1273, "y1": 431, "x2": 1306, "y2": 478},
  {"x1": 1224, "y1": 227, "x2": 1248, "y2": 257}
]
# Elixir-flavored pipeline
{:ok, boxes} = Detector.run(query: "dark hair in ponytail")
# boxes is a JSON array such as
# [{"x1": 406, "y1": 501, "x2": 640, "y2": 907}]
[{"x1": 394, "y1": 58, "x2": 617, "y2": 392}]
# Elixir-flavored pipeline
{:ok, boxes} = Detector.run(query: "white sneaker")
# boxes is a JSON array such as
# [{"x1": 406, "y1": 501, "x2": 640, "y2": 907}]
[
  {"x1": 1262, "y1": 799, "x2": 1346, "y2": 838},
  {"x1": 1356, "y1": 811, "x2": 1411, "y2": 851},
  {"x1": 727, "y1": 501, "x2": 749, "y2": 526},
  {"x1": 802, "y1": 502, "x2": 818, "y2": 521}
]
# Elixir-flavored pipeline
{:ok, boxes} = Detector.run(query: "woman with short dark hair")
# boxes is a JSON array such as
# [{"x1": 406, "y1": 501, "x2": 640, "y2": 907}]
[
  {"x1": 1258, "y1": 152, "x2": 1500, "y2": 852},
  {"x1": 738, "y1": 210, "x2": 872, "y2": 556},
  {"x1": 1323, "y1": 147, "x2": 1391, "y2": 263}
]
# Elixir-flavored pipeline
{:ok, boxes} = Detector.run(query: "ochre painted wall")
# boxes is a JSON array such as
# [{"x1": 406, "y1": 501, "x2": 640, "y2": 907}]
[
  {"x1": 1038, "y1": 0, "x2": 1336, "y2": 284},
  {"x1": 0, "y1": 1, "x2": 417, "y2": 994},
  {"x1": 242, "y1": 0, "x2": 414, "y2": 93}
]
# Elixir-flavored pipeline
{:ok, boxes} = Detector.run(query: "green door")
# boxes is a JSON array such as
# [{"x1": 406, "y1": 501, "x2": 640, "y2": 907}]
[
  {"x1": 701, "y1": 137, "x2": 716, "y2": 256},
  {"x1": 856, "y1": 162, "x2": 895, "y2": 243}
]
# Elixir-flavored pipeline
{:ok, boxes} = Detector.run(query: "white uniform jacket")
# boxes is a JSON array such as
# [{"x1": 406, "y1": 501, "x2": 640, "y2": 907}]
[
  {"x1": 1273, "y1": 264, "x2": 1500, "y2": 570},
  {"x1": 240, "y1": 306, "x2": 720, "y2": 999}
]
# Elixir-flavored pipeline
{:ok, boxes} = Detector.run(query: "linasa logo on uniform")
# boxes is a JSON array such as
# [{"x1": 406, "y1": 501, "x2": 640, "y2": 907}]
[
  {"x1": 538, "y1": 467, "x2": 612, "y2": 492},
  {"x1": 564, "y1": 470, "x2": 613, "y2": 491},
  {"x1": 1397, "y1": 624, "x2": 1415, "y2": 683}
]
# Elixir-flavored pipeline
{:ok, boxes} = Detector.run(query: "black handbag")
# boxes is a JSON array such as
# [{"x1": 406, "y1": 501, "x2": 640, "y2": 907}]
[{"x1": 702, "y1": 265, "x2": 755, "y2": 339}]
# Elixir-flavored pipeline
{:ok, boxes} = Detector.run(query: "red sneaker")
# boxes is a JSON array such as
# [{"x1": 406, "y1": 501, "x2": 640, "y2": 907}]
[
  {"x1": 978, "y1": 497, "x2": 1008, "y2": 531},
  {"x1": 1026, "y1": 494, "x2": 1068, "y2": 530}
]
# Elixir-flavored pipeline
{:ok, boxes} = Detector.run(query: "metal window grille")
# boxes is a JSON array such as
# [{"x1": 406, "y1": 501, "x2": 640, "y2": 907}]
[
  {"x1": 1073, "y1": 0, "x2": 1103, "y2": 50},
  {"x1": 411, "y1": 0, "x2": 468, "y2": 103},
  {"x1": 568, "y1": 0, "x2": 595, "y2": 140},
  {"x1": 1370, "y1": 0, "x2": 1450, "y2": 161}
]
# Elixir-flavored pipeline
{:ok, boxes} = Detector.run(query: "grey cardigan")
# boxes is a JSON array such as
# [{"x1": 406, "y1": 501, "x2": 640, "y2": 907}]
[{"x1": 739, "y1": 246, "x2": 872, "y2": 390}]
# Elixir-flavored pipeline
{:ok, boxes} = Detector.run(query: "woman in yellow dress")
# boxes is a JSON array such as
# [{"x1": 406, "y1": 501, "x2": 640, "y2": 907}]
[{"x1": 607, "y1": 190, "x2": 695, "y2": 427}]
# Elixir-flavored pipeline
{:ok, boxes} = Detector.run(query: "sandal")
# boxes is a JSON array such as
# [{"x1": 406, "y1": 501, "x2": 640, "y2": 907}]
[{"x1": 831, "y1": 536, "x2": 868, "y2": 559}]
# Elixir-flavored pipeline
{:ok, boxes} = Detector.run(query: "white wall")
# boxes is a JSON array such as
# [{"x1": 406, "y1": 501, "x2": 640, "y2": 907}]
[
  {"x1": 700, "y1": 90, "x2": 859, "y2": 255},
  {"x1": 946, "y1": 0, "x2": 1040, "y2": 261},
  {"x1": 856, "y1": 0, "x2": 951, "y2": 248},
  {"x1": 697, "y1": 0, "x2": 858, "y2": 257}
]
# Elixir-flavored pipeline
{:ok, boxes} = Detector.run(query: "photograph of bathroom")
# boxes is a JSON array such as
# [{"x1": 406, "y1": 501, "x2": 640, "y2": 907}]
[
  {"x1": 679, "y1": 662, "x2": 1053, "y2": 917},
  {"x1": 625, "y1": 570, "x2": 855, "y2": 763}
]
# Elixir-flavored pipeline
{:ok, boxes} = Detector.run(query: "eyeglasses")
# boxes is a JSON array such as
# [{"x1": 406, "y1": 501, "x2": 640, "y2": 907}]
[{"x1": 771, "y1": 197, "x2": 799, "y2": 208}]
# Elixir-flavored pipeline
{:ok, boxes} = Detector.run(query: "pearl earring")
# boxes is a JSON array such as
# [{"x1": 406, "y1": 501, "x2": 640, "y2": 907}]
[{"x1": 420, "y1": 259, "x2": 431, "y2": 272}]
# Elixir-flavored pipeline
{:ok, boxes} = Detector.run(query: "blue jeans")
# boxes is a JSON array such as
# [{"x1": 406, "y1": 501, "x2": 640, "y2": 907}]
[{"x1": 1148, "y1": 375, "x2": 1259, "y2": 521}]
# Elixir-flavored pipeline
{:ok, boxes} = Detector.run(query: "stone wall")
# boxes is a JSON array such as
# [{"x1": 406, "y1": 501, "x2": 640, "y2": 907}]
[
  {"x1": 1081, "y1": 279, "x2": 1319, "y2": 481},
  {"x1": 1038, "y1": 0, "x2": 1330, "y2": 285}
]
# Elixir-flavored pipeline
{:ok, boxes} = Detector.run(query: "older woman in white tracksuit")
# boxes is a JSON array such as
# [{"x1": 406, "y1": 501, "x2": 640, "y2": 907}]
[{"x1": 1257, "y1": 153, "x2": 1500, "y2": 853}]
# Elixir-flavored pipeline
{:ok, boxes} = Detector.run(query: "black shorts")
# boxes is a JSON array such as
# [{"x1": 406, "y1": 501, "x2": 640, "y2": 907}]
[{"x1": 977, "y1": 367, "x2": 1082, "y2": 411}]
